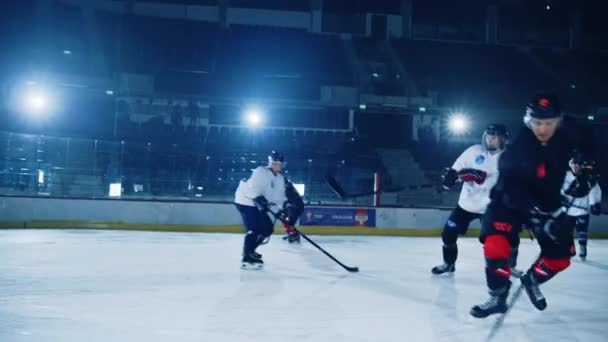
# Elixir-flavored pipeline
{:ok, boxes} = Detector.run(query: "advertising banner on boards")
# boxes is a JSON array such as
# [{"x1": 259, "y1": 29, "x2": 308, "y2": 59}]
[{"x1": 300, "y1": 207, "x2": 376, "y2": 227}]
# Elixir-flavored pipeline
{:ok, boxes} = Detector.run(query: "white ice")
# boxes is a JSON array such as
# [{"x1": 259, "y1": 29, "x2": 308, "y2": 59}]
[{"x1": 1, "y1": 229, "x2": 607, "y2": 342}]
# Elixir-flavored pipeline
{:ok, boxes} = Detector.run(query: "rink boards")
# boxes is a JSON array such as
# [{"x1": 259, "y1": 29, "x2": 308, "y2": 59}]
[{"x1": 1, "y1": 196, "x2": 607, "y2": 237}]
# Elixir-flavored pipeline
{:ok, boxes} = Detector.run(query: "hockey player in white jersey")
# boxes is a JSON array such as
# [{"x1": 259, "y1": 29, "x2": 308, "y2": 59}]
[
  {"x1": 235, "y1": 151, "x2": 288, "y2": 269},
  {"x1": 432, "y1": 124, "x2": 510, "y2": 275},
  {"x1": 561, "y1": 153, "x2": 602, "y2": 260}
]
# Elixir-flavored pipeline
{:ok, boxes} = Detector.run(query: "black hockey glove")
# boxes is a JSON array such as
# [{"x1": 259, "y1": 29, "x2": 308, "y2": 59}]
[
  {"x1": 442, "y1": 168, "x2": 458, "y2": 190},
  {"x1": 564, "y1": 178, "x2": 592, "y2": 198},
  {"x1": 590, "y1": 203, "x2": 602, "y2": 216},
  {"x1": 528, "y1": 207, "x2": 567, "y2": 242},
  {"x1": 253, "y1": 196, "x2": 269, "y2": 212},
  {"x1": 276, "y1": 208, "x2": 288, "y2": 221}
]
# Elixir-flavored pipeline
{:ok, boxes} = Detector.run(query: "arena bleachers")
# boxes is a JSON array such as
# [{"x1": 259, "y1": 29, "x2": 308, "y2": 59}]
[{"x1": 391, "y1": 40, "x2": 554, "y2": 108}]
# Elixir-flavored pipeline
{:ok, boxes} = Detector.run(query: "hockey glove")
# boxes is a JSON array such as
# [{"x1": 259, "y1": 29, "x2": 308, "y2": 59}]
[
  {"x1": 458, "y1": 168, "x2": 487, "y2": 185},
  {"x1": 590, "y1": 203, "x2": 602, "y2": 216},
  {"x1": 276, "y1": 208, "x2": 289, "y2": 221},
  {"x1": 442, "y1": 168, "x2": 458, "y2": 190},
  {"x1": 564, "y1": 178, "x2": 592, "y2": 198},
  {"x1": 528, "y1": 207, "x2": 566, "y2": 242}
]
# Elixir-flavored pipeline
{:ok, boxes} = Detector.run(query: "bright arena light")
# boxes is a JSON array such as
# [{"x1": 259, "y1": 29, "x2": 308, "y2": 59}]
[
  {"x1": 18, "y1": 86, "x2": 54, "y2": 117},
  {"x1": 25, "y1": 91, "x2": 47, "y2": 113},
  {"x1": 244, "y1": 106, "x2": 264, "y2": 127},
  {"x1": 246, "y1": 111, "x2": 261, "y2": 125},
  {"x1": 448, "y1": 113, "x2": 470, "y2": 135}
]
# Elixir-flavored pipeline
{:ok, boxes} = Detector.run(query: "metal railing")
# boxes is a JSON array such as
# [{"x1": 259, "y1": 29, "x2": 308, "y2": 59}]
[{"x1": 0, "y1": 131, "x2": 381, "y2": 205}]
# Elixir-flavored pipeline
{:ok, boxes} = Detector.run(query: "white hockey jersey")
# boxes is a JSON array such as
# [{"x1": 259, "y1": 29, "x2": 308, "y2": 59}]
[
  {"x1": 234, "y1": 166, "x2": 287, "y2": 209},
  {"x1": 561, "y1": 171, "x2": 602, "y2": 216},
  {"x1": 451, "y1": 144, "x2": 503, "y2": 214}
]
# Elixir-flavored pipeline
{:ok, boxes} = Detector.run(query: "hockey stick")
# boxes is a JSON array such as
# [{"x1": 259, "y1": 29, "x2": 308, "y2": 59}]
[
  {"x1": 325, "y1": 175, "x2": 437, "y2": 199},
  {"x1": 484, "y1": 251, "x2": 546, "y2": 341},
  {"x1": 484, "y1": 283, "x2": 525, "y2": 342},
  {"x1": 267, "y1": 209, "x2": 360, "y2": 273}
]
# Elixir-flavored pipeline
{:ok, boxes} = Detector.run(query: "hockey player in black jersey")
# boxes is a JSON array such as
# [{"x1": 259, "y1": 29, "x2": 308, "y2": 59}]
[
  {"x1": 471, "y1": 94, "x2": 577, "y2": 318},
  {"x1": 280, "y1": 180, "x2": 305, "y2": 243}
]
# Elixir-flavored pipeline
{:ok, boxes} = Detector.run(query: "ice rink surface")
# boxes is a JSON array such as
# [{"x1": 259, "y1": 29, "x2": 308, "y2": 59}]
[{"x1": 1, "y1": 229, "x2": 607, "y2": 342}]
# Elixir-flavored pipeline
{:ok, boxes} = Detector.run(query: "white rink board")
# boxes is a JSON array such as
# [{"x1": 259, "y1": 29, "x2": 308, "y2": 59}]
[{"x1": 1, "y1": 196, "x2": 607, "y2": 232}]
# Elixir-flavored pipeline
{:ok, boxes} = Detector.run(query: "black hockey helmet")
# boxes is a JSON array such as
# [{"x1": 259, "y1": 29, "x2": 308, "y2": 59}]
[
  {"x1": 569, "y1": 151, "x2": 595, "y2": 171},
  {"x1": 484, "y1": 124, "x2": 509, "y2": 138},
  {"x1": 268, "y1": 151, "x2": 286, "y2": 166},
  {"x1": 570, "y1": 151, "x2": 584, "y2": 166},
  {"x1": 482, "y1": 123, "x2": 508, "y2": 151},
  {"x1": 524, "y1": 94, "x2": 561, "y2": 122}
]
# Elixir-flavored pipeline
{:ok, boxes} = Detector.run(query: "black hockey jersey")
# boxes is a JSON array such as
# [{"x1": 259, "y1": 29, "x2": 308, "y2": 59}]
[{"x1": 490, "y1": 126, "x2": 573, "y2": 214}]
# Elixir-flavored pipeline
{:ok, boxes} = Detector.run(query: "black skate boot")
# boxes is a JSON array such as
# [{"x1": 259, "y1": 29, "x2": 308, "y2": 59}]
[
  {"x1": 432, "y1": 244, "x2": 457, "y2": 275},
  {"x1": 579, "y1": 244, "x2": 587, "y2": 261},
  {"x1": 431, "y1": 263, "x2": 455, "y2": 275},
  {"x1": 282, "y1": 231, "x2": 301, "y2": 243},
  {"x1": 287, "y1": 232, "x2": 300, "y2": 243},
  {"x1": 521, "y1": 271, "x2": 546, "y2": 311},
  {"x1": 241, "y1": 252, "x2": 263, "y2": 270},
  {"x1": 242, "y1": 249, "x2": 262, "y2": 259},
  {"x1": 470, "y1": 282, "x2": 511, "y2": 318}
]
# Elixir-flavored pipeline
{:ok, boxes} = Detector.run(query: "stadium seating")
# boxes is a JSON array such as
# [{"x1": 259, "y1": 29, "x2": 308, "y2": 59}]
[
  {"x1": 391, "y1": 40, "x2": 554, "y2": 108},
  {"x1": 0, "y1": 128, "x2": 383, "y2": 203}
]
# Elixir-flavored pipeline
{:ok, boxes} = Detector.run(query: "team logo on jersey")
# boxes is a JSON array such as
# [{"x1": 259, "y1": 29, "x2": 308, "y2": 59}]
[
  {"x1": 577, "y1": 217, "x2": 587, "y2": 224},
  {"x1": 493, "y1": 221, "x2": 512, "y2": 233},
  {"x1": 475, "y1": 155, "x2": 485, "y2": 165},
  {"x1": 536, "y1": 162, "x2": 547, "y2": 179},
  {"x1": 446, "y1": 220, "x2": 457, "y2": 228}
]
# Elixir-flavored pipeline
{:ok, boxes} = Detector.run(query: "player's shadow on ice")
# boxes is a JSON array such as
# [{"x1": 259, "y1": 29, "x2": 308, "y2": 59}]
[
  {"x1": 429, "y1": 276, "x2": 476, "y2": 342},
  {"x1": 282, "y1": 242, "x2": 353, "y2": 274},
  {"x1": 575, "y1": 259, "x2": 608, "y2": 271}
]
